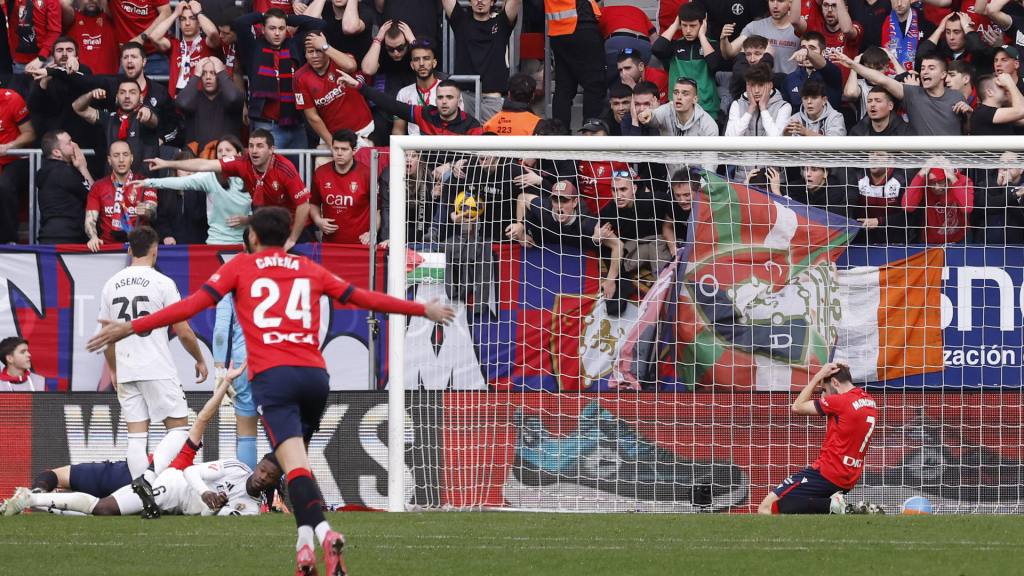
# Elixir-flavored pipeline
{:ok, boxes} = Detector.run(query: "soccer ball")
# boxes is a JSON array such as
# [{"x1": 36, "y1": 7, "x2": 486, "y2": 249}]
[
  {"x1": 454, "y1": 191, "x2": 482, "y2": 221},
  {"x1": 900, "y1": 496, "x2": 933, "y2": 514}
]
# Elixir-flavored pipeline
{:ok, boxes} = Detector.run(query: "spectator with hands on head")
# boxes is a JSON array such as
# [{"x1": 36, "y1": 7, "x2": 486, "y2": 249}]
[{"x1": 146, "y1": 0, "x2": 221, "y2": 98}]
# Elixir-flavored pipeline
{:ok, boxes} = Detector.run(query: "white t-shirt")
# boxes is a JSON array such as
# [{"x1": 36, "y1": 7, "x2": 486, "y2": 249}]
[
  {"x1": 395, "y1": 78, "x2": 463, "y2": 136},
  {"x1": 99, "y1": 265, "x2": 182, "y2": 383}
]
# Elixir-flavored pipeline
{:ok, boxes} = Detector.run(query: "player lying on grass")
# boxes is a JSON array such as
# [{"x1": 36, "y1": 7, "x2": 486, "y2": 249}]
[
  {"x1": 3, "y1": 364, "x2": 283, "y2": 517},
  {"x1": 21, "y1": 364, "x2": 243, "y2": 501},
  {"x1": 758, "y1": 362, "x2": 884, "y2": 515}
]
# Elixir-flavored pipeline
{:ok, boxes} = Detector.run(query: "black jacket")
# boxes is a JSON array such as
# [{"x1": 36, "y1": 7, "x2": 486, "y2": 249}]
[
  {"x1": 849, "y1": 113, "x2": 913, "y2": 136},
  {"x1": 36, "y1": 157, "x2": 90, "y2": 244},
  {"x1": 154, "y1": 187, "x2": 208, "y2": 245}
]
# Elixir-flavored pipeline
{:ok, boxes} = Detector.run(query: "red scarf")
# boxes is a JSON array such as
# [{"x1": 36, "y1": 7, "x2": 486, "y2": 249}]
[
  {"x1": 117, "y1": 111, "x2": 133, "y2": 140},
  {"x1": 0, "y1": 367, "x2": 29, "y2": 384}
]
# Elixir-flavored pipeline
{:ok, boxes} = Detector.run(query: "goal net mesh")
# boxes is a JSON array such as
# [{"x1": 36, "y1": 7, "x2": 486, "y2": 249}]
[{"x1": 394, "y1": 145, "x2": 1024, "y2": 514}]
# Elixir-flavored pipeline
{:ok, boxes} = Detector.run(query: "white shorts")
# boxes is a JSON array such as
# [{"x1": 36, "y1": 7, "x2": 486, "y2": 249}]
[
  {"x1": 111, "y1": 469, "x2": 204, "y2": 516},
  {"x1": 117, "y1": 378, "x2": 187, "y2": 423}
]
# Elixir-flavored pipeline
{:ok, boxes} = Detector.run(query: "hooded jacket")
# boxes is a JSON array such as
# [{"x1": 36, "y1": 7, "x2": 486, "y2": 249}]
[
  {"x1": 725, "y1": 88, "x2": 792, "y2": 137},
  {"x1": 648, "y1": 101, "x2": 719, "y2": 137},
  {"x1": 792, "y1": 100, "x2": 847, "y2": 136}
]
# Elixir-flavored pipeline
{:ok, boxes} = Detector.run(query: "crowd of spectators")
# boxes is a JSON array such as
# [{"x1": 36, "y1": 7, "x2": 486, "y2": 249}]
[{"x1": 0, "y1": 0, "x2": 1022, "y2": 310}]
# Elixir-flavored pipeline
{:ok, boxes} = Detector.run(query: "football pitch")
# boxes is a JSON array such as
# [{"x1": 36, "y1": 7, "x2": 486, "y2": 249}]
[{"x1": 2, "y1": 513, "x2": 1021, "y2": 575}]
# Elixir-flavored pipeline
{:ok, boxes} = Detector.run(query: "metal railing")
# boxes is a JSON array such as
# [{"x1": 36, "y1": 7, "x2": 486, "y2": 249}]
[
  {"x1": 20, "y1": 147, "x2": 344, "y2": 244},
  {"x1": 448, "y1": 75, "x2": 482, "y2": 117}
]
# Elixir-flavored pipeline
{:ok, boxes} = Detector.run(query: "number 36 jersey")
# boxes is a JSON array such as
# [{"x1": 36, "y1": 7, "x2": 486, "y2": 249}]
[
  {"x1": 99, "y1": 265, "x2": 182, "y2": 383},
  {"x1": 203, "y1": 248, "x2": 355, "y2": 376}
]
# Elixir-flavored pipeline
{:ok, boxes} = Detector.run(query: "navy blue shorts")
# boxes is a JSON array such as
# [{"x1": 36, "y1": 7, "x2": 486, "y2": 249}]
[
  {"x1": 252, "y1": 366, "x2": 330, "y2": 449},
  {"x1": 69, "y1": 461, "x2": 132, "y2": 498},
  {"x1": 772, "y1": 467, "x2": 844, "y2": 501}
]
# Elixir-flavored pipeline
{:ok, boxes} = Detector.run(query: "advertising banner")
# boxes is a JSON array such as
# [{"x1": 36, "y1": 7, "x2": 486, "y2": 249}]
[
  {"x1": 0, "y1": 391, "x2": 1019, "y2": 514},
  {"x1": 441, "y1": 392, "x2": 1024, "y2": 514},
  {"x1": 1, "y1": 245, "x2": 1023, "y2": 390},
  {"x1": 0, "y1": 391, "x2": 442, "y2": 509}
]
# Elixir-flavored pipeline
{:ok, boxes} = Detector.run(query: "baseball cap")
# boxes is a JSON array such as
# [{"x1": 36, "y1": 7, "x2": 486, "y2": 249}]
[
  {"x1": 579, "y1": 118, "x2": 610, "y2": 134},
  {"x1": 410, "y1": 38, "x2": 436, "y2": 55},
  {"x1": 551, "y1": 180, "x2": 577, "y2": 197},
  {"x1": 997, "y1": 44, "x2": 1020, "y2": 61}
]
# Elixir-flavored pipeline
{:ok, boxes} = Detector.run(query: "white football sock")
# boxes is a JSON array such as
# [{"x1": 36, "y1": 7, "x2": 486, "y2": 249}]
[
  {"x1": 126, "y1": 432, "x2": 149, "y2": 478},
  {"x1": 152, "y1": 426, "x2": 190, "y2": 475},
  {"x1": 30, "y1": 492, "x2": 99, "y2": 514},
  {"x1": 296, "y1": 526, "x2": 315, "y2": 552},
  {"x1": 315, "y1": 521, "x2": 331, "y2": 545}
]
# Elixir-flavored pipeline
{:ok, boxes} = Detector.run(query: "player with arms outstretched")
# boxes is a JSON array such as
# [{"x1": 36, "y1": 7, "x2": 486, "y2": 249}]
[
  {"x1": 758, "y1": 363, "x2": 883, "y2": 515},
  {"x1": 89, "y1": 207, "x2": 456, "y2": 576}
]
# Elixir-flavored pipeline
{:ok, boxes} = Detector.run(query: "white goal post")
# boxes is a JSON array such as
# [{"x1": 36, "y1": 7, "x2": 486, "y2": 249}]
[{"x1": 385, "y1": 135, "x2": 1024, "y2": 513}]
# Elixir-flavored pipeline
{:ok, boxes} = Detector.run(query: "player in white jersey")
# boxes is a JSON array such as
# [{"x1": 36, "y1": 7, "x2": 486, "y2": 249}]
[
  {"x1": 2, "y1": 363, "x2": 283, "y2": 518},
  {"x1": 98, "y1": 226, "x2": 209, "y2": 484},
  {"x1": 4, "y1": 456, "x2": 280, "y2": 517}
]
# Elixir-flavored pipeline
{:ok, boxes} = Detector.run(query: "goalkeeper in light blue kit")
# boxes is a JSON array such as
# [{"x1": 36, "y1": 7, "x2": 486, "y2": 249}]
[{"x1": 132, "y1": 136, "x2": 259, "y2": 471}]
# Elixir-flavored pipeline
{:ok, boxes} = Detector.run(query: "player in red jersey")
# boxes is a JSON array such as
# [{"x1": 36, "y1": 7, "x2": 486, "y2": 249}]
[
  {"x1": 145, "y1": 128, "x2": 311, "y2": 249},
  {"x1": 110, "y1": 0, "x2": 171, "y2": 53},
  {"x1": 89, "y1": 207, "x2": 455, "y2": 575},
  {"x1": 294, "y1": 31, "x2": 372, "y2": 147},
  {"x1": 310, "y1": 129, "x2": 374, "y2": 244},
  {"x1": 85, "y1": 140, "x2": 158, "y2": 250},
  {"x1": 758, "y1": 362, "x2": 884, "y2": 515},
  {"x1": 66, "y1": 0, "x2": 120, "y2": 75}
]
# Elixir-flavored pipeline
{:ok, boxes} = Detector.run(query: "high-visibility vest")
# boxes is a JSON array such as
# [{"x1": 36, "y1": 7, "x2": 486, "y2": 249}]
[{"x1": 545, "y1": 0, "x2": 601, "y2": 37}]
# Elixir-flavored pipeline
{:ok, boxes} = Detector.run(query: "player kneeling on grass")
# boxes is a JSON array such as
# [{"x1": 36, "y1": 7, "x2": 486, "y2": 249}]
[
  {"x1": 758, "y1": 362, "x2": 884, "y2": 515},
  {"x1": 3, "y1": 364, "x2": 283, "y2": 517}
]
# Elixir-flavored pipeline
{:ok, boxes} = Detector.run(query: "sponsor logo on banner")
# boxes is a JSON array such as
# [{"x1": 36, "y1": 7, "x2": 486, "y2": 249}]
[
  {"x1": 19, "y1": 392, "x2": 443, "y2": 510},
  {"x1": 577, "y1": 299, "x2": 639, "y2": 388}
]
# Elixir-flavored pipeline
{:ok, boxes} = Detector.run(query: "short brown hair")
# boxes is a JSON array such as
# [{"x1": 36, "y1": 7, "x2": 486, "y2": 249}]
[
  {"x1": 742, "y1": 35, "x2": 768, "y2": 51},
  {"x1": 832, "y1": 364, "x2": 854, "y2": 385},
  {"x1": 744, "y1": 62, "x2": 773, "y2": 85},
  {"x1": 0, "y1": 337, "x2": 27, "y2": 366},
  {"x1": 128, "y1": 226, "x2": 159, "y2": 258}
]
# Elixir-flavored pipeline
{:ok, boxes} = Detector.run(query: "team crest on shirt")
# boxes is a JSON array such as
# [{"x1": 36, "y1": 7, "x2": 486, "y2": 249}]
[
  {"x1": 732, "y1": 3, "x2": 744, "y2": 15},
  {"x1": 328, "y1": 73, "x2": 335, "y2": 82},
  {"x1": 350, "y1": 181, "x2": 358, "y2": 192},
  {"x1": 324, "y1": 181, "x2": 332, "y2": 189},
  {"x1": 596, "y1": 165, "x2": 605, "y2": 177},
  {"x1": 272, "y1": 181, "x2": 280, "y2": 191},
  {"x1": 149, "y1": 97, "x2": 157, "y2": 107}
]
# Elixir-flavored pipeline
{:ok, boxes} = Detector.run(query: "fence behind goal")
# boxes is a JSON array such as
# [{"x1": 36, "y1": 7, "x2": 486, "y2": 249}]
[{"x1": 384, "y1": 136, "x2": 1024, "y2": 514}]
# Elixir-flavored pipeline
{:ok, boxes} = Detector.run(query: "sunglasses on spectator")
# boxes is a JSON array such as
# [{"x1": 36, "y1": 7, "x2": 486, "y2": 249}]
[
  {"x1": 676, "y1": 77, "x2": 698, "y2": 89},
  {"x1": 387, "y1": 44, "x2": 409, "y2": 54},
  {"x1": 611, "y1": 170, "x2": 633, "y2": 179}
]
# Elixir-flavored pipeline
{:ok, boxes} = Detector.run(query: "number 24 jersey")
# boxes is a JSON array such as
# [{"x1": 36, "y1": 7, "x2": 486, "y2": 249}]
[{"x1": 203, "y1": 248, "x2": 355, "y2": 376}]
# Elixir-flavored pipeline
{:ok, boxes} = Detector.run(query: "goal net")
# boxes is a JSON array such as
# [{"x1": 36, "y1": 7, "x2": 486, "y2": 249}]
[{"x1": 386, "y1": 136, "x2": 1024, "y2": 515}]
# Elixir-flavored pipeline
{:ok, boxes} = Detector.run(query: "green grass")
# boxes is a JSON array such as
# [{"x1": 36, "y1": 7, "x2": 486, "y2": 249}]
[{"x1": 1, "y1": 513, "x2": 1021, "y2": 575}]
